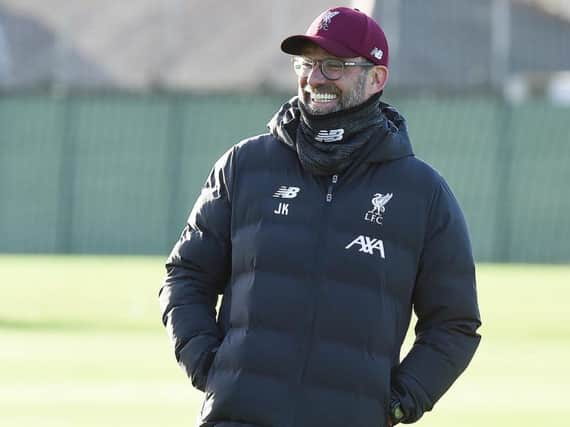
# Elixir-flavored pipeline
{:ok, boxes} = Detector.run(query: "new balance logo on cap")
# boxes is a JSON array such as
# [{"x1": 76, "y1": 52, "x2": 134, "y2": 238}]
[
  {"x1": 315, "y1": 129, "x2": 345, "y2": 143},
  {"x1": 273, "y1": 186, "x2": 300, "y2": 199},
  {"x1": 371, "y1": 47, "x2": 384, "y2": 60}
]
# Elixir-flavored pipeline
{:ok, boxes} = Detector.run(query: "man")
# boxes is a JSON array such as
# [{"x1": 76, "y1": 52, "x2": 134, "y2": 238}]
[{"x1": 159, "y1": 7, "x2": 481, "y2": 427}]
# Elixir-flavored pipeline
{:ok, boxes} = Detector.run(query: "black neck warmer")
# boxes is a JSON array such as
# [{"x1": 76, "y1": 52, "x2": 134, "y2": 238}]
[{"x1": 296, "y1": 92, "x2": 384, "y2": 175}]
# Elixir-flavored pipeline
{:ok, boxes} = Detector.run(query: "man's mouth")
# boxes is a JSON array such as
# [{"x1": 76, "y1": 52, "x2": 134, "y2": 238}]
[
  {"x1": 311, "y1": 92, "x2": 338, "y2": 103},
  {"x1": 305, "y1": 87, "x2": 339, "y2": 104}
]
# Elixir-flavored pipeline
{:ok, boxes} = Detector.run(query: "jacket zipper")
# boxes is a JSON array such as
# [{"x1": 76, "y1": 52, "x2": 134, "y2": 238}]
[
  {"x1": 293, "y1": 174, "x2": 340, "y2": 426},
  {"x1": 326, "y1": 174, "x2": 339, "y2": 203}
]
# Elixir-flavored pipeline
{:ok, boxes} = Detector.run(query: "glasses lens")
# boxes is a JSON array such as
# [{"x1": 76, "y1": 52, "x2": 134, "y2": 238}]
[
  {"x1": 321, "y1": 59, "x2": 344, "y2": 80},
  {"x1": 292, "y1": 57, "x2": 347, "y2": 80},
  {"x1": 293, "y1": 57, "x2": 314, "y2": 77}
]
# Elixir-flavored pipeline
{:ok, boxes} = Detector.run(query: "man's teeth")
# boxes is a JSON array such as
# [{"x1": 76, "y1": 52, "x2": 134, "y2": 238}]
[{"x1": 312, "y1": 93, "x2": 338, "y2": 102}]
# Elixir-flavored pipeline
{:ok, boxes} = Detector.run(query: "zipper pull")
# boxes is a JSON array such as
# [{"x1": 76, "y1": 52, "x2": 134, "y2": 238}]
[{"x1": 326, "y1": 174, "x2": 339, "y2": 203}]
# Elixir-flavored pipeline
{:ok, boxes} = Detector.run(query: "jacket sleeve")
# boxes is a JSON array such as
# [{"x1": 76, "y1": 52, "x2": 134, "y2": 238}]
[
  {"x1": 391, "y1": 179, "x2": 482, "y2": 423},
  {"x1": 158, "y1": 147, "x2": 235, "y2": 391}
]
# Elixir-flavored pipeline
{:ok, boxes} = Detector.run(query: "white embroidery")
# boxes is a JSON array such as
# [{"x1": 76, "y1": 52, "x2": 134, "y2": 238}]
[
  {"x1": 315, "y1": 129, "x2": 345, "y2": 143},
  {"x1": 364, "y1": 193, "x2": 393, "y2": 225},
  {"x1": 345, "y1": 235, "x2": 385, "y2": 258},
  {"x1": 319, "y1": 11, "x2": 340, "y2": 30},
  {"x1": 273, "y1": 186, "x2": 300, "y2": 199},
  {"x1": 370, "y1": 47, "x2": 384, "y2": 60}
]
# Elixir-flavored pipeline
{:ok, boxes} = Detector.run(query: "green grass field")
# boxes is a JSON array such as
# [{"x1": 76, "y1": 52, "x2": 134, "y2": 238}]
[{"x1": 1, "y1": 255, "x2": 568, "y2": 426}]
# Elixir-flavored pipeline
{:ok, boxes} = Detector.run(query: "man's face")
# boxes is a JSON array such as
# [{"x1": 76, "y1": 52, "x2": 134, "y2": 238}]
[{"x1": 297, "y1": 44, "x2": 375, "y2": 115}]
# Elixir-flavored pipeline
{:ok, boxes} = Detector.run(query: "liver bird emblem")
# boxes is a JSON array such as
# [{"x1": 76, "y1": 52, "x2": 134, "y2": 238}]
[
  {"x1": 319, "y1": 11, "x2": 340, "y2": 30},
  {"x1": 371, "y1": 193, "x2": 393, "y2": 215}
]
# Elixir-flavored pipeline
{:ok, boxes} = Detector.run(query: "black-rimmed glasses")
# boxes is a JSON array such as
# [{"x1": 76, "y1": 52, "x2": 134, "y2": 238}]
[{"x1": 292, "y1": 56, "x2": 375, "y2": 81}]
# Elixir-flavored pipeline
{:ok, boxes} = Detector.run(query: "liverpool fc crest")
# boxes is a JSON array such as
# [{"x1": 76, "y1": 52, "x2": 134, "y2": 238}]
[
  {"x1": 319, "y1": 11, "x2": 340, "y2": 30},
  {"x1": 365, "y1": 193, "x2": 393, "y2": 225}
]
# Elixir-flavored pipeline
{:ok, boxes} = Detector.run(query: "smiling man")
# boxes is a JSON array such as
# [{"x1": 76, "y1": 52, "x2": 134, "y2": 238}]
[
  {"x1": 286, "y1": 15, "x2": 388, "y2": 116},
  {"x1": 160, "y1": 7, "x2": 481, "y2": 427}
]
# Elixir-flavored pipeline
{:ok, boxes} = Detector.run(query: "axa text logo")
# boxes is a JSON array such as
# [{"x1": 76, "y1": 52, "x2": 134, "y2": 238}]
[
  {"x1": 273, "y1": 186, "x2": 300, "y2": 199},
  {"x1": 345, "y1": 235, "x2": 385, "y2": 258}
]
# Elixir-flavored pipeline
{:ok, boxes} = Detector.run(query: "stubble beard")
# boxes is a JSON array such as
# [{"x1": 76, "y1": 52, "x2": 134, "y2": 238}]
[{"x1": 300, "y1": 71, "x2": 370, "y2": 115}]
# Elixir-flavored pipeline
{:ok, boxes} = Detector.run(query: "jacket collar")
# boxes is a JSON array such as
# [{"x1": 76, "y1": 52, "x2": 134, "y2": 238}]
[{"x1": 268, "y1": 96, "x2": 414, "y2": 165}]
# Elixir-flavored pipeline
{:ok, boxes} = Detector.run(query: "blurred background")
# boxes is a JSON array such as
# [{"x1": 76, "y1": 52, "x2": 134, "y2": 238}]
[
  {"x1": 1, "y1": 0, "x2": 569, "y2": 261},
  {"x1": 0, "y1": 0, "x2": 569, "y2": 426}
]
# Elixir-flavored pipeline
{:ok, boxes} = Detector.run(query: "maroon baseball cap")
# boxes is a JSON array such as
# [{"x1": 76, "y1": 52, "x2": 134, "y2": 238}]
[{"x1": 281, "y1": 7, "x2": 389, "y2": 67}]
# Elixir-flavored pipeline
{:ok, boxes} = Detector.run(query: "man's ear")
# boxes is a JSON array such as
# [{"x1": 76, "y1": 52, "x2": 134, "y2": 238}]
[{"x1": 370, "y1": 65, "x2": 389, "y2": 92}]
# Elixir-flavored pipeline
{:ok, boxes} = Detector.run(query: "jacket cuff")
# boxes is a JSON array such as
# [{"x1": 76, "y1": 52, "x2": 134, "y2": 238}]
[{"x1": 391, "y1": 372, "x2": 432, "y2": 423}]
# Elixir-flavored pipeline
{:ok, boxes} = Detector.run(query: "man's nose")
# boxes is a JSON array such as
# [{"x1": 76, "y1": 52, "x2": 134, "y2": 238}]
[{"x1": 307, "y1": 62, "x2": 327, "y2": 85}]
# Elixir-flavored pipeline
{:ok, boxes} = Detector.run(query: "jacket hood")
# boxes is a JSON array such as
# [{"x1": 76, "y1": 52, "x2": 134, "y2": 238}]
[{"x1": 267, "y1": 96, "x2": 414, "y2": 165}]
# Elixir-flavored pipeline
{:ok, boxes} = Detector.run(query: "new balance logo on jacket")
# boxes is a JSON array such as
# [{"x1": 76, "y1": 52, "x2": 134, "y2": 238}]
[
  {"x1": 273, "y1": 186, "x2": 300, "y2": 199},
  {"x1": 315, "y1": 129, "x2": 345, "y2": 143}
]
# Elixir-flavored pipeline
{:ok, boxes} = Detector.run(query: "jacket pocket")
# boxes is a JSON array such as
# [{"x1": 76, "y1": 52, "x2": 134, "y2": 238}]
[
  {"x1": 199, "y1": 345, "x2": 220, "y2": 392},
  {"x1": 367, "y1": 272, "x2": 397, "y2": 356}
]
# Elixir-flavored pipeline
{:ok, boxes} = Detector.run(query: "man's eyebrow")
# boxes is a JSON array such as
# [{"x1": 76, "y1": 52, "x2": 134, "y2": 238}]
[{"x1": 298, "y1": 56, "x2": 352, "y2": 61}]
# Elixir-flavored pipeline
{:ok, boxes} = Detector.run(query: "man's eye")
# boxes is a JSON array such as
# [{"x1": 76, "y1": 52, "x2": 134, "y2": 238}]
[{"x1": 326, "y1": 61, "x2": 343, "y2": 71}]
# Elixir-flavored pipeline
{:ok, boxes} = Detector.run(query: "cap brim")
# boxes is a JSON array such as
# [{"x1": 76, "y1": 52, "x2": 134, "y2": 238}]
[{"x1": 281, "y1": 35, "x2": 359, "y2": 58}]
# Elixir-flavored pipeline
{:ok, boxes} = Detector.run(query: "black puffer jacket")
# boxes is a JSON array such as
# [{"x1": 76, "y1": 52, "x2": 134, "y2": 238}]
[{"x1": 159, "y1": 100, "x2": 481, "y2": 427}]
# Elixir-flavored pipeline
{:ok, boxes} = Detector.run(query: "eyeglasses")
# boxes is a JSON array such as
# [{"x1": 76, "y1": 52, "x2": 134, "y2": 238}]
[{"x1": 292, "y1": 56, "x2": 375, "y2": 81}]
